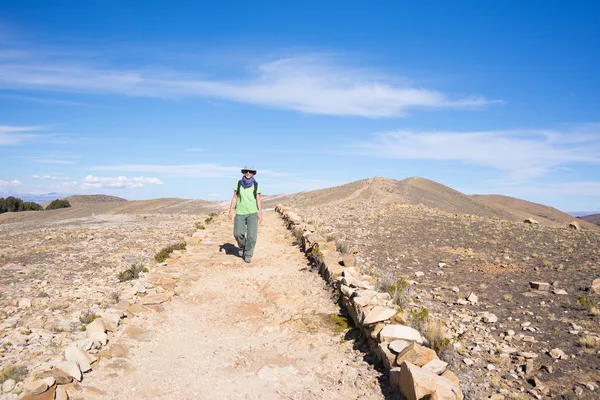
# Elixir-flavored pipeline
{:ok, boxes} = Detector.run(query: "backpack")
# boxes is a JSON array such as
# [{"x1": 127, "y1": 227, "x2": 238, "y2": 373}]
[{"x1": 237, "y1": 180, "x2": 258, "y2": 202}]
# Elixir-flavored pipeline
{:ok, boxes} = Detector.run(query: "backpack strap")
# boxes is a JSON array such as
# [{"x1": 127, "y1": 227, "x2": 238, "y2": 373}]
[{"x1": 237, "y1": 180, "x2": 259, "y2": 201}]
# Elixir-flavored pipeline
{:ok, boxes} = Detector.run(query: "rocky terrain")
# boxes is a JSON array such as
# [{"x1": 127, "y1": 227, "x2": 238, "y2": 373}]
[
  {"x1": 1, "y1": 181, "x2": 599, "y2": 400},
  {"x1": 279, "y1": 177, "x2": 600, "y2": 399},
  {"x1": 0, "y1": 199, "x2": 218, "y2": 398}
]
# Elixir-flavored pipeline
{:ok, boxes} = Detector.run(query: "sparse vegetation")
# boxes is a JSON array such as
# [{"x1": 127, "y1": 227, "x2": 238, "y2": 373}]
[
  {"x1": 425, "y1": 319, "x2": 451, "y2": 354},
  {"x1": 408, "y1": 307, "x2": 429, "y2": 333},
  {"x1": 116, "y1": 262, "x2": 147, "y2": 281},
  {"x1": 579, "y1": 334, "x2": 600, "y2": 348},
  {"x1": 0, "y1": 364, "x2": 28, "y2": 383},
  {"x1": 79, "y1": 310, "x2": 100, "y2": 325},
  {"x1": 378, "y1": 273, "x2": 410, "y2": 309},
  {"x1": 195, "y1": 221, "x2": 206, "y2": 230},
  {"x1": 154, "y1": 242, "x2": 187, "y2": 262},
  {"x1": 329, "y1": 314, "x2": 353, "y2": 333},
  {"x1": 577, "y1": 294, "x2": 598, "y2": 314}
]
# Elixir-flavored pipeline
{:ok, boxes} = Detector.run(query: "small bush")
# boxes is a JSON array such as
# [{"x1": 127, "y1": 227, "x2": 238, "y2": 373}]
[
  {"x1": 117, "y1": 263, "x2": 146, "y2": 281},
  {"x1": 306, "y1": 245, "x2": 323, "y2": 262},
  {"x1": 408, "y1": 307, "x2": 430, "y2": 333},
  {"x1": 425, "y1": 319, "x2": 451, "y2": 353},
  {"x1": 379, "y1": 273, "x2": 410, "y2": 308},
  {"x1": 0, "y1": 364, "x2": 28, "y2": 383},
  {"x1": 577, "y1": 295, "x2": 598, "y2": 313},
  {"x1": 579, "y1": 334, "x2": 600, "y2": 348},
  {"x1": 154, "y1": 242, "x2": 187, "y2": 262},
  {"x1": 335, "y1": 240, "x2": 349, "y2": 254},
  {"x1": 329, "y1": 314, "x2": 353, "y2": 333},
  {"x1": 204, "y1": 216, "x2": 214, "y2": 224},
  {"x1": 45, "y1": 199, "x2": 71, "y2": 210},
  {"x1": 195, "y1": 222, "x2": 206, "y2": 230},
  {"x1": 79, "y1": 310, "x2": 100, "y2": 325}
]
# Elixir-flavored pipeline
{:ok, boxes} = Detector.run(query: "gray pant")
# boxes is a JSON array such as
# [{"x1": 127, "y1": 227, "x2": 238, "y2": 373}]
[{"x1": 234, "y1": 213, "x2": 258, "y2": 257}]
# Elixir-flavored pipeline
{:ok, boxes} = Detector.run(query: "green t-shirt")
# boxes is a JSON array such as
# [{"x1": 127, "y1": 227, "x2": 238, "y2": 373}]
[{"x1": 234, "y1": 181, "x2": 261, "y2": 215}]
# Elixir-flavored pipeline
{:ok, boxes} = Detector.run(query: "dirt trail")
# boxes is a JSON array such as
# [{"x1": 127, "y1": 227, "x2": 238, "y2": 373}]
[{"x1": 81, "y1": 210, "x2": 389, "y2": 400}]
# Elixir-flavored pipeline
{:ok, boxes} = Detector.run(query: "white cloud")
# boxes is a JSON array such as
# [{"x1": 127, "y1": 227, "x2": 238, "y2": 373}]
[
  {"x1": 81, "y1": 175, "x2": 164, "y2": 189},
  {"x1": 32, "y1": 174, "x2": 73, "y2": 181},
  {"x1": 0, "y1": 179, "x2": 23, "y2": 188},
  {"x1": 88, "y1": 163, "x2": 292, "y2": 179},
  {"x1": 353, "y1": 124, "x2": 600, "y2": 182},
  {"x1": 0, "y1": 49, "x2": 501, "y2": 117}
]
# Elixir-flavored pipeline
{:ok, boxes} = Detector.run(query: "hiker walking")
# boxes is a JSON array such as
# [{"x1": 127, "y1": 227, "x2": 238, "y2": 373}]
[{"x1": 228, "y1": 165, "x2": 262, "y2": 263}]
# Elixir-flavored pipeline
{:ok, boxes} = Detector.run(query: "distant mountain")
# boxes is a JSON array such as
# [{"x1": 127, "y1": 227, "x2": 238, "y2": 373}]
[
  {"x1": 579, "y1": 214, "x2": 600, "y2": 226},
  {"x1": 2, "y1": 192, "x2": 72, "y2": 203},
  {"x1": 568, "y1": 211, "x2": 600, "y2": 217}
]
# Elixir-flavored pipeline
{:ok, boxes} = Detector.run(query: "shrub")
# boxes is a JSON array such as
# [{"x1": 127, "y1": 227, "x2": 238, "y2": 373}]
[
  {"x1": 154, "y1": 242, "x2": 187, "y2": 262},
  {"x1": 579, "y1": 334, "x2": 600, "y2": 348},
  {"x1": 577, "y1": 295, "x2": 597, "y2": 313},
  {"x1": 195, "y1": 222, "x2": 205, "y2": 230},
  {"x1": 46, "y1": 199, "x2": 71, "y2": 210},
  {"x1": 378, "y1": 273, "x2": 410, "y2": 308},
  {"x1": 79, "y1": 310, "x2": 100, "y2": 325},
  {"x1": 116, "y1": 263, "x2": 146, "y2": 281},
  {"x1": 425, "y1": 319, "x2": 452, "y2": 355},
  {"x1": 0, "y1": 364, "x2": 28, "y2": 383},
  {"x1": 408, "y1": 307, "x2": 430, "y2": 333}
]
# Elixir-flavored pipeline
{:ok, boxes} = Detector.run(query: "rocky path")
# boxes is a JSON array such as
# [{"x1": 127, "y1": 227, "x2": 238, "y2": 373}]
[{"x1": 81, "y1": 210, "x2": 389, "y2": 399}]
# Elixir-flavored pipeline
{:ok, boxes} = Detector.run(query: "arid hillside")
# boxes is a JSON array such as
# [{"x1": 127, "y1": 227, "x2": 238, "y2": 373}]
[
  {"x1": 581, "y1": 213, "x2": 600, "y2": 226},
  {"x1": 265, "y1": 176, "x2": 597, "y2": 231},
  {"x1": 276, "y1": 176, "x2": 600, "y2": 398},
  {"x1": 0, "y1": 197, "x2": 221, "y2": 225}
]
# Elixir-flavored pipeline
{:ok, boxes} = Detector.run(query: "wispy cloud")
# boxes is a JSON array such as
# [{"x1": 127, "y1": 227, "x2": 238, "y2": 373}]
[
  {"x1": 0, "y1": 179, "x2": 23, "y2": 188},
  {"x1": 0, "y1": 125, "x2": 45, "y2": 145},
  {"x1": 81, "y1": 175, "x2": 163, "y2": 189},
  {"x1": 19, "y1": 153, "x2": 80, "y2": 164},
  {"x1": 0, "y1": 46, "x2": 501, "y2": 117},
  {"x1": 32, "y1": 174, "x2": 73, "y2": 181},
  {"x1": 353, "y1": 124, "x2": 600, "y2": 182},
  {"x1": 88, "y1": 163, "x2": 292, "y2": 179}
]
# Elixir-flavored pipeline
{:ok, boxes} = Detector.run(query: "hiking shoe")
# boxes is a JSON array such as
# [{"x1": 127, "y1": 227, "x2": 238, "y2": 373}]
[{"x1": 244, "y1": 256, "x2": 251, "y2": 263}]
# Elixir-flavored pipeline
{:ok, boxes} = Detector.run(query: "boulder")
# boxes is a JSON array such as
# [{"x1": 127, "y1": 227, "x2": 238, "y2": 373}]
[
  {"x1": 56, "y1": 361, "x2": 82, "y2": 382},
  {"x1": 379, "y1": 324, "x2": 423, "y2": 344},
  {"x1": 396, "y1": 342, "x2": 439, "y2": 367},
  {"x1": 363, "y1": 306, "x2": 398, "y2": 325},
  {"x1": 391, "y1": 361, "x2": 463, "y2": 400}
]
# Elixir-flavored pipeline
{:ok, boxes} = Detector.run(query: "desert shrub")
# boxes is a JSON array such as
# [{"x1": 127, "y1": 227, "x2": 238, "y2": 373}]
[
  {"x1": 195, "y1": 221, "x2": 205, "y2": 230},
  {"x1": 109, "y1": 292, "x2": 120, "y2": 304},
  {"x1": 542, "y1": 260, "x2": 553, "y2": 268},
  {"x1": 325, "y1": 233, "x2": 337, "y2": 242},
  {"x1": 579, "y1": 334, "x2": 600, "y2": 348},
  {"x1": 425, "y1": 319, "x2": 452, "y2": 355},
  {"x1": 46, "y1": 199, "x2": 71, "y2": 210},
  {"x1": 79, "y1": 310, "x2": 100, "y2": 325},
  {"x1": 378, "y1": 273, "x2": 410, "y2": 309},
  {"x1": 577, "y1": 295, "x2": 598, "y2": 313},
  {"x1": 154, "y1": 242, "x2": 187, "y2": 262},
  {"x1": 116, "y1": 263, "x2": 147, "y2": 281},
  {"x1": 306, "y1": 245, "x2": 323, "y2": 263},
  {"x1": 0, "y1": 364, "x2": 28, "y2": 383},
  {"x1": 204, "y1": 216, "x2": 214, "y2": 224},
  {"x1": 408, "y1": 307, "x2": 430, "y2": 333}
]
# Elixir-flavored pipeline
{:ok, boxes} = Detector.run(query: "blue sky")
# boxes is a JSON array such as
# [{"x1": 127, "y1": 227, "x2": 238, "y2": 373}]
[{"x1": 1, "y1": 0, "x2": 599, "y2": 212}]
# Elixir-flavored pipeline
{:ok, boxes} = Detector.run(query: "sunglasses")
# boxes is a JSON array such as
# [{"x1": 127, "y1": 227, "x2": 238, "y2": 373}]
[{"x1": 242, "y1": 170, "x2": 255, "y2": 174}]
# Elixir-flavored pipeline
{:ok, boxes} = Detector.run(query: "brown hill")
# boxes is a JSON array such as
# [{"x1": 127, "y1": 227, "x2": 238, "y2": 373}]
[
  {"x1": 469, "y1": 193, "x2": 598, "y2": 229},
  {"x1": 580, "y1": 213, "x2": 600, "y2": 225},
  {"x1": 0, "y1": 198, "x2": 220, "y2": 225},
  {"x1": 265, "y1": 176, "x2": 598, "y2": 230}
]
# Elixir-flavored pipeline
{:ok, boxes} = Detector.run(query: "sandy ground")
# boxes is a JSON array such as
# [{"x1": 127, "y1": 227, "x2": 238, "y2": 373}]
[{"x1": 80, "y1": 211, "x2": 391, "y2": 400}]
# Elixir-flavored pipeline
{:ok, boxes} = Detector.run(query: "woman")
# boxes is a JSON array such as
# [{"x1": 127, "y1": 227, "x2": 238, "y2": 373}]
[{"x1": 228, "y1": 165, "x2": 262, "y2": 263}]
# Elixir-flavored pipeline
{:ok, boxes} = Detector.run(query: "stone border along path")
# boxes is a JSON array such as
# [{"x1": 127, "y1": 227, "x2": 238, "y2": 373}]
[
  {"x1": 277, "y1": 205, "x2": 465, "y2": 400},
  {"x1": 13, "y1": 209, "x2": 394, "y2": 399}
]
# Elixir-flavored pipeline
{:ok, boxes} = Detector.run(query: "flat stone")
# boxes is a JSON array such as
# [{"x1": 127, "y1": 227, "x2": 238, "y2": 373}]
[
  {"x1": 21, "y1": 385, "x2": 56, "y2": 400},
  {"x1": 36, "y1": 369, "x2": 73, "y2": 385},
  {"x1": 529, "y1": 281, "x2": 550, "y2": 291},
  {"x1": 363, "y1": 306, "x2": 398, "y2": 325},
  {"x1": 141, "y1": 292, "x2": 173, "y2": 305},
  {"x1": 56, "y1": 360, "x2": 82, "y2": 382},
  {"x1": 379, "y1": 324, "x2": 423, "y2": 344},
  {"x1": 422, "y1": 358, "x2": 448, "y2": 375},
  {"x1": 23, "y1": 380, "x2": 49, "y2": 395}
]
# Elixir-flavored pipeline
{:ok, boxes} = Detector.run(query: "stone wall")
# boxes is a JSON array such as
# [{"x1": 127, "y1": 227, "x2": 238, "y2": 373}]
[{"x1": 276, "y1": 204, "x2": 464, "y2": 400}]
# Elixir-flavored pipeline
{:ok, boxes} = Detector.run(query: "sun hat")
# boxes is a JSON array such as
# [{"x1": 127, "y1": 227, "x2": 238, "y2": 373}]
[{"x1": 241, "y1": 164, "x2": 257, "y2": 174}]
